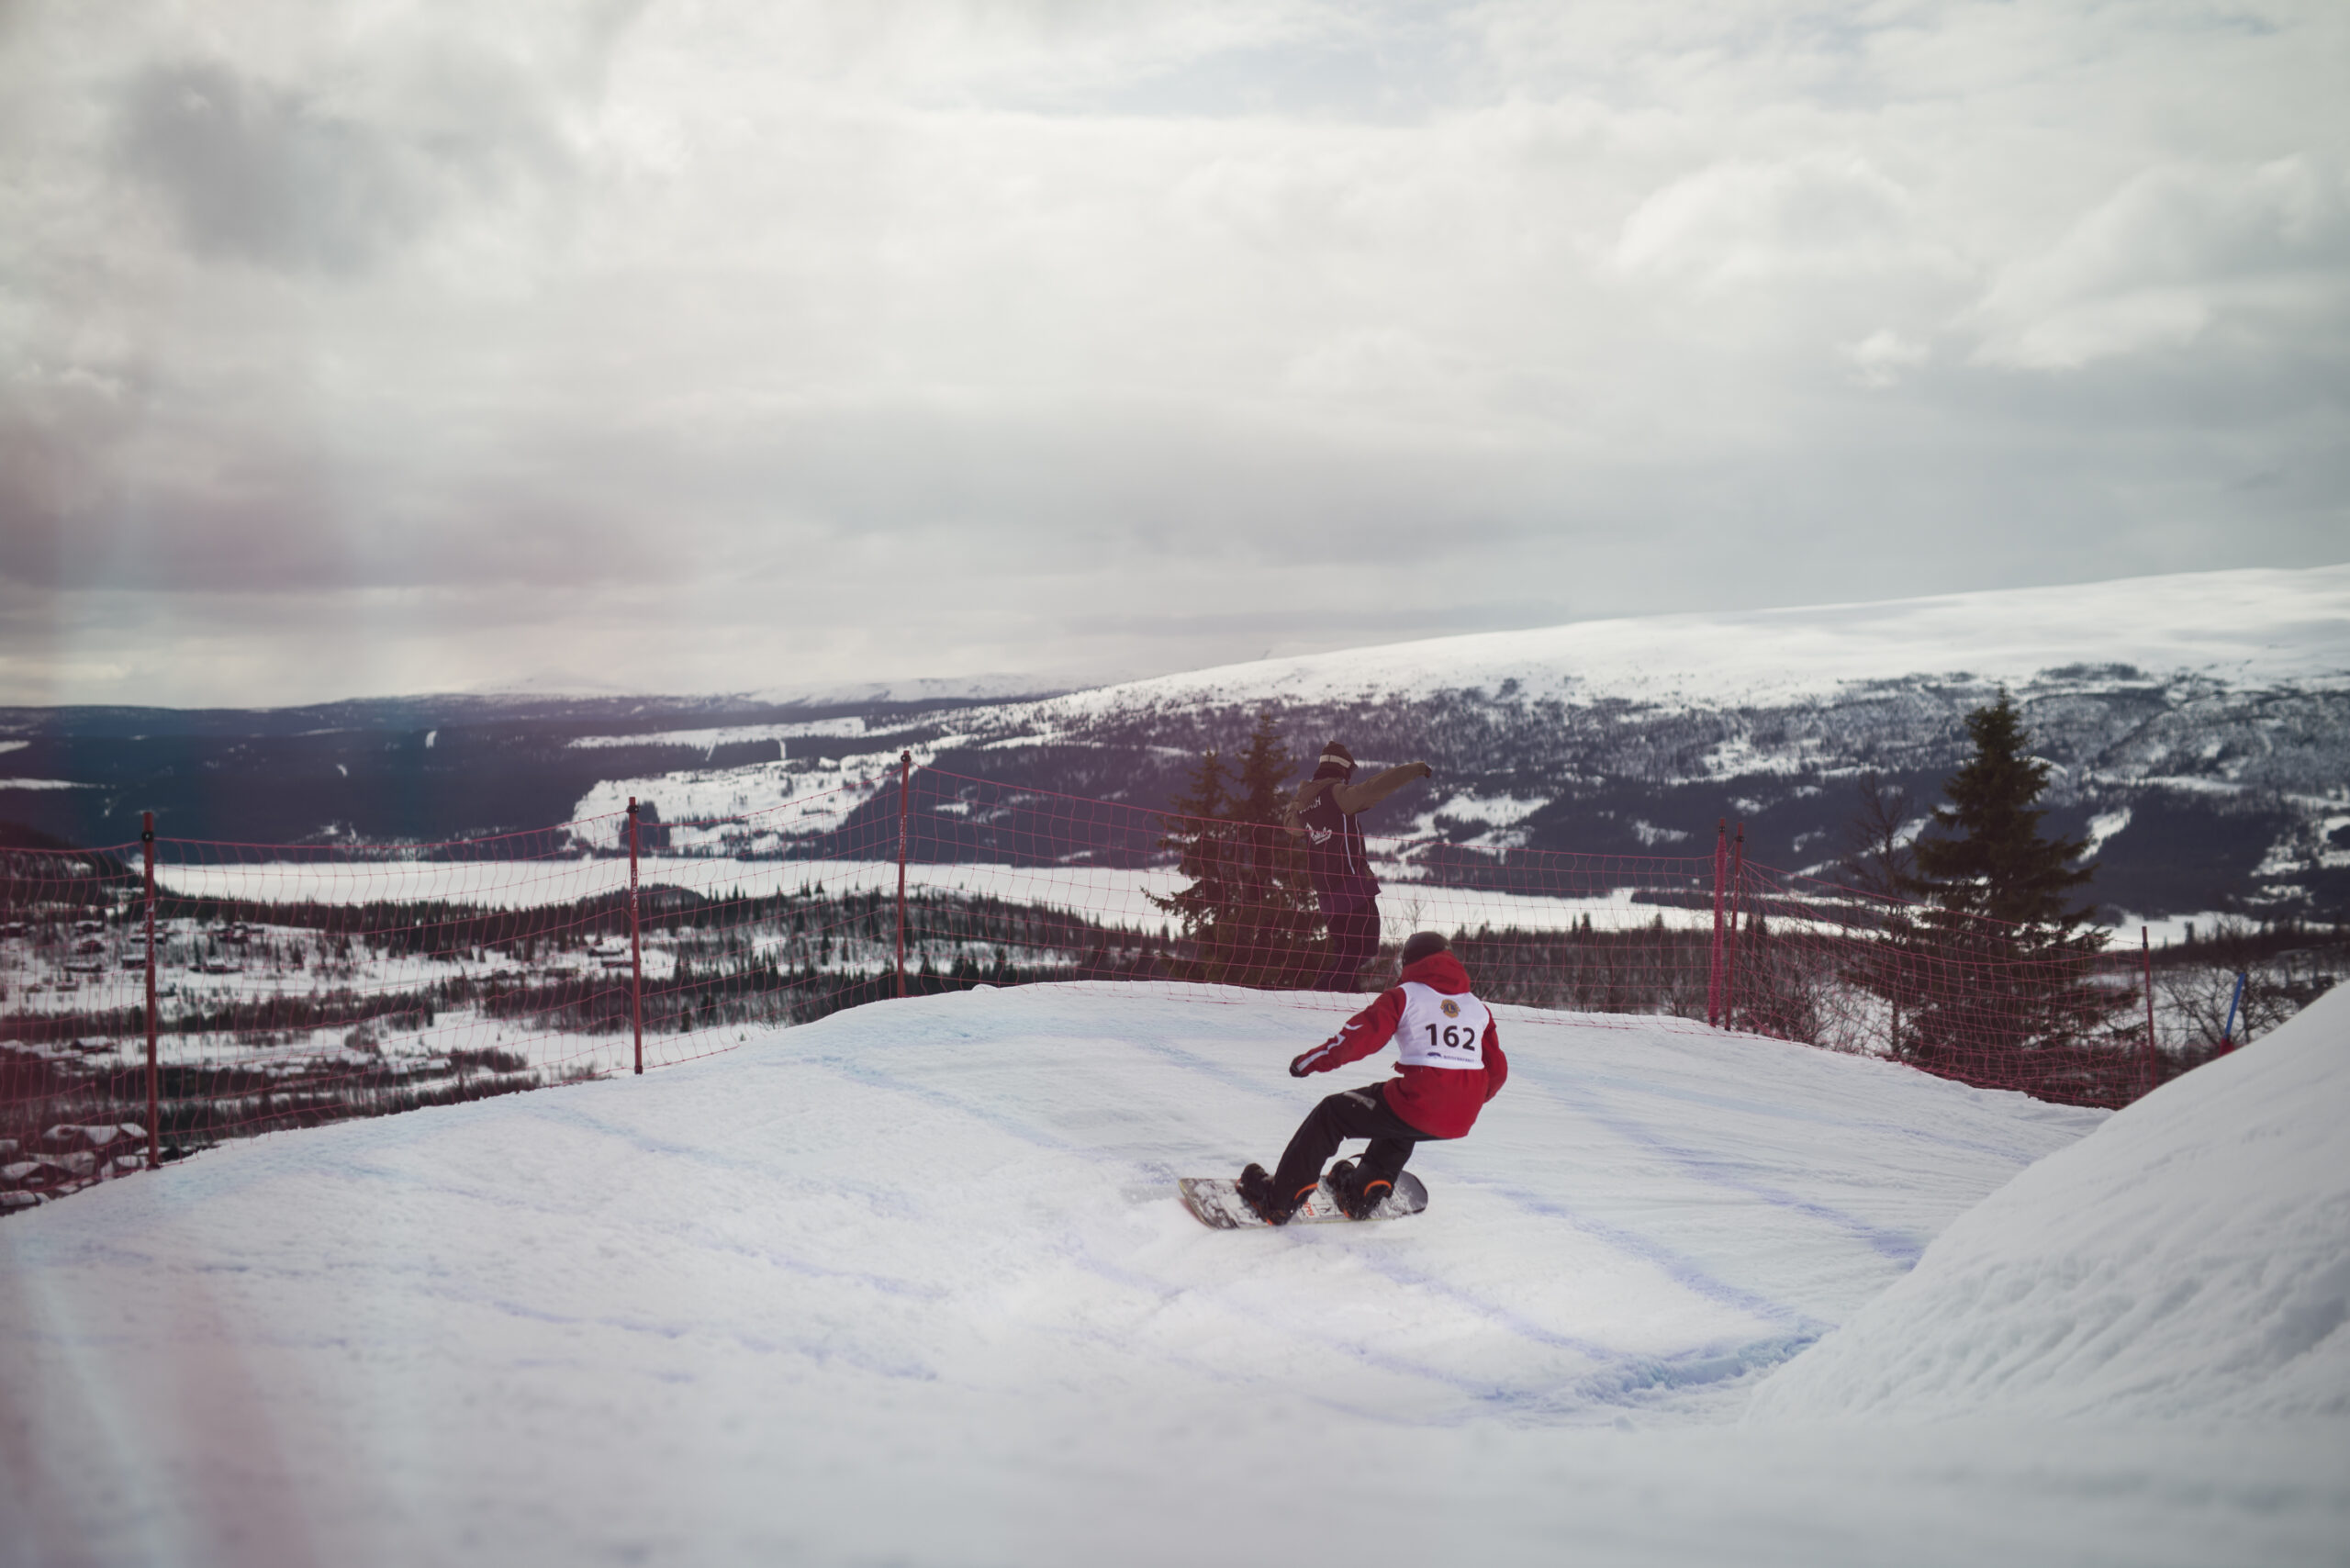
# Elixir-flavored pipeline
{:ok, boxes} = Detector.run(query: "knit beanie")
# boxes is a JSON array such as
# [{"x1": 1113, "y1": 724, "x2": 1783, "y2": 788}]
[{"x1": 1399, "y1": 931, "x2": 1449, "y2": 967}]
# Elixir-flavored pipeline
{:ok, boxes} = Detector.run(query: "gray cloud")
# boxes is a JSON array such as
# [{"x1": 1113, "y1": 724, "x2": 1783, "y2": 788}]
[
  {"x1": 105, "y1": 23, "x2": 594, "y2": 278},
  {"x1": 0, "y1": 0, "x2": 2344, "y2": 706},
  {"x1": 1971, "y1": 157, "x2": 2350, "y2": 369},
  {"x1": 115, "y1": 62, "x2": 437, "y2": 274}
]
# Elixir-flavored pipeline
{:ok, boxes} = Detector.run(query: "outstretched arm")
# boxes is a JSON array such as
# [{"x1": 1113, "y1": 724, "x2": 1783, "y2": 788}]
[
  {"x1": 1289, "y1": 989, "x2": 1405, "y2": 1077},
  {"x1": 1330, "y1": 761, "x2": 1432, "y2": 816}
]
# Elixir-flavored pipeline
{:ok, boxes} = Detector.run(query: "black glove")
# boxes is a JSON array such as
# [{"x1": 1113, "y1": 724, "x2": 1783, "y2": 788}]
[{"x1": 1289, "y1": 1052, "x2": 1313, "y2": 1078}]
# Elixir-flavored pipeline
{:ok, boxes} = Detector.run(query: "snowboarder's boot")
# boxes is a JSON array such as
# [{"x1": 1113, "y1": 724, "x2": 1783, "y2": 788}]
[
  {"x1": 1237, "y1": 1163, "x2": 1305, "y2": 1226},
  {"x1": 1326, "y1": 1158, "x2": 1359, "y2": 1206},
  {"x1": 1326, "y1": 1159, "x2": 1393, "y2": 1221}
]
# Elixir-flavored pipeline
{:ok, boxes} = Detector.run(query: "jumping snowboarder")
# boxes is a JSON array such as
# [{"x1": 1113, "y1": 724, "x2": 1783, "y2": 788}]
[
  {"x1": 1282, "y1": 741, "x2": 1432, "y2": 992},
  {"x1": 1237, "y1": 931, "x2": 1507, "y2": 1224}
]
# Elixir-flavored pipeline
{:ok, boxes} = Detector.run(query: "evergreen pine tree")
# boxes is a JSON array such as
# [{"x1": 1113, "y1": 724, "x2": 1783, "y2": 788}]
[
  {"x1": 1224, "y1": 711, "x2": 1324, "y2": 986},
  {"x1": 1149, "y1": 746, "x2": 1238, "y2": 980},
  {"x1": 1893, "y1": 693, "x2": 2127, "y2": 1094},
  {"x1": 1908, "y1": 696, "x2": 2094, "y2": 925},
  {"x1": 1149, "y1": 711, "x2": 1324, "y2": 987}
]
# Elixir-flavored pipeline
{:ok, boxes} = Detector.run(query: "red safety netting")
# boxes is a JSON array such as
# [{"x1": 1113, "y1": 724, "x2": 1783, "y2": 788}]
[
  {"x1": 1720, "y1": 857, "x2": 2165, "y2": 1106},
  {"x1": 2, "y1": 834, "x2": 150, "y2": 1209},
  {"x1": 2, "y1": 763, "x2": 2205, "y2": 1212}
]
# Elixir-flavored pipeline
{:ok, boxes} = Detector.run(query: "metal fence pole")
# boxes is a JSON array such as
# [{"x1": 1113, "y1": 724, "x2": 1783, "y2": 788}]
[
  {"x1": 895, "y1": 751, "x2": 912, "y2": 999},
  {"x1": 1707, "y1": 820, "x2": 1727, "y2": 1026},
  {"x1": 629, "y1": 799, "x2": 643, "y2": 1076},
  {"x1": 1724, "y1": 822, "x2": 1745, "y2": 1032},
  {"x1": 142, "y1": 812, "x2": 159, "y2": 1172},
  {"x1": 2221, "y1": 969, "x2": 2247, "y2": 1050}
]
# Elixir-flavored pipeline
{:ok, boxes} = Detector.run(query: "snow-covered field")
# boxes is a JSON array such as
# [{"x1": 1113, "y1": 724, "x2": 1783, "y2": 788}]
[
  {"x1": 150, "y1": 855, "x2": 1191, "y2": 920},
  {"x1": 151, "y1": 855, "x2": 1725, "y2": 941},
  {"x1": 6, "y1": 982, "x2": 2344, "y2": 1564}
]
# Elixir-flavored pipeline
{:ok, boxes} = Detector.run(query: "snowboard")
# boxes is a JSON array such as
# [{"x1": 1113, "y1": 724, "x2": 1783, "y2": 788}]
[{"x1": 1178, "y1": 1170, "x2": 1428, "y2": 1229}]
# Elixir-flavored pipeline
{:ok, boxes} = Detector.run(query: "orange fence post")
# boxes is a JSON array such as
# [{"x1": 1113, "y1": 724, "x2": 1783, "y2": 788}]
[{"x1": 2143, "y1": 925, "x2": 2158, "y2": 1094}]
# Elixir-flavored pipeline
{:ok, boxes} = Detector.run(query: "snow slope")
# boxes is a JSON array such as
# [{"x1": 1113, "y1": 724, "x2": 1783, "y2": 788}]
[
  {"x1": 2, "y1": 988, "x2": 2343, "y2": 1566},
  {"x1": 1750, "y1": 980, "x2": 2350, "y2": 1426},
  {"x1": 1027, "y1": 564, "x2": 2350, "y2": 714}
]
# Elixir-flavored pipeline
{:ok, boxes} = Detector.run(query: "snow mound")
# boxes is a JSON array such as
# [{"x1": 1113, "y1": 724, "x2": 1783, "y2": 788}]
[{"x1": 1750, "y1": 983, "x2": 2350, "y2": 1425}]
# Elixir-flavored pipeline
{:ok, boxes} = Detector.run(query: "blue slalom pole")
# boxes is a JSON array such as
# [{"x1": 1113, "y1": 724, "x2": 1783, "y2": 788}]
[{"x1": 2221, "y1": 970, "x2": 2247, "y2": 1048}]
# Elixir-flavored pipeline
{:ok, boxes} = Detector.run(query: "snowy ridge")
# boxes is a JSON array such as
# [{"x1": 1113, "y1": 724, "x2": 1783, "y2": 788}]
[
  {"x1": 878, "y1": 563, "x2": 2349, "y2": 924},
  {"x1": 536, "y1": 564, "x2": 2350, "y2": 925},
  {"x1": 8, "y1": 567, "x2": 2343, "y2": 926},
  {"x1": 478, "y1": 566, "x2": 2350, "y2": 722},
  {"x1": 738, "y1": 672, "x2": 1070, "y2": 709},
  {"x1": 1749, "y1": 982, "x2": 2350, "y2": 1426},
  {"x1": 1022, "y1": 565, "x2": 2350, "y2": 718}
]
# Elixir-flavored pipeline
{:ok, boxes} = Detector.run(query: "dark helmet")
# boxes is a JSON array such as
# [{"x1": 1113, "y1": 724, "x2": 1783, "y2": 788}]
[{"x1": 1399, "y1": 931, "x2": 1449, "y2": 967}]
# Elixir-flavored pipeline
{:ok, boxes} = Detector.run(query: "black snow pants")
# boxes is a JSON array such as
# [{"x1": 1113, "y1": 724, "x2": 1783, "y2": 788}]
[
  {"x1": 1270, "y1": 1083, "x2": 1440, "y2": 1209},
  {"x1": 1315, "y1": 897, "x2": 1381, "y2": 992}
]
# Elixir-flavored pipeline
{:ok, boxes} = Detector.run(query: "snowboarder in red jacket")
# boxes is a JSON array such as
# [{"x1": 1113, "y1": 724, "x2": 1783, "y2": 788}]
[{"x1": 1237, "y1": 931, "x2": 1507, "y2": 1224}]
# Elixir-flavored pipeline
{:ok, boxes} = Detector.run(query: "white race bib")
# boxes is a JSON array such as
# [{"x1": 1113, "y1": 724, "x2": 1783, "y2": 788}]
[{"x1": 1393, "y1": 982, "x2": 1492, "y2": 1071}]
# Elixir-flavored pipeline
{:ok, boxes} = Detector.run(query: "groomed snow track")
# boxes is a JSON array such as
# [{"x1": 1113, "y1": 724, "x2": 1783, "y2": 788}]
[{"x1": 3, "y1": 983, "x2": 2344, "y2": 1566}]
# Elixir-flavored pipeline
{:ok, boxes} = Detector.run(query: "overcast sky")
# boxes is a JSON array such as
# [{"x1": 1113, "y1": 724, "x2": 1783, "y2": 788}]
[{"x1": 1, "y1": 1, "x2": 2344, "y2": 708}]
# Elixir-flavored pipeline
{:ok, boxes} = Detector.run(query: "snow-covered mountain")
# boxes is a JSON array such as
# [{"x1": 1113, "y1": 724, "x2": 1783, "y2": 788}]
[
  {"x1": 5, "y1": 566, "x2": 2345, "y2": 923},
  {"x1": 1037, "y1": 565, "x2": 2350, "y2": 713},
  {"x1": 807, "y1": 564, "x2": 2350, "y2": 924}
]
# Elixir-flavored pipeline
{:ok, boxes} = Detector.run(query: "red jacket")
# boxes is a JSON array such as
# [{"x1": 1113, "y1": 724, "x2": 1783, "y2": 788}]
[{"x1": 1288, "y1": 950, "x2": 1507, "y2": 1138}]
